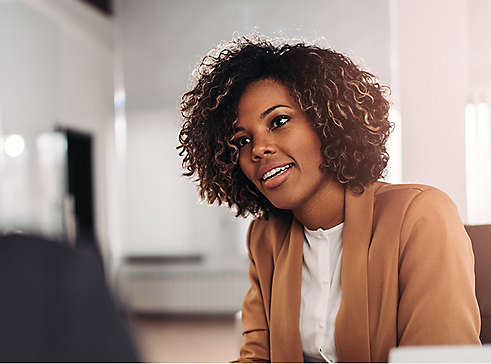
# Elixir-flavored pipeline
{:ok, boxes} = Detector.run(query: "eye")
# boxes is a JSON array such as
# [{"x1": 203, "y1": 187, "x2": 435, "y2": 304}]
[
  {"x1": 233, "y1": 135, "x2": 251, "y2": 149},
  {"x1": 271, "y1": 115, "x2": 290, "y2": 129}
]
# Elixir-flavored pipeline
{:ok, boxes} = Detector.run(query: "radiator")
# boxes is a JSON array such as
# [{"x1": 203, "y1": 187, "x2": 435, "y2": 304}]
[{"x1": 117, "y1": 256, "x2": 250, "y2": 314}]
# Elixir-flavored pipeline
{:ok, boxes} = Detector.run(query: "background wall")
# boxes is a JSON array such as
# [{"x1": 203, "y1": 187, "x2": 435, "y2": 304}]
[
  {"x1": 398, "y1": 0, "x2": 468, "y2": 220},
  {"x1": 0, "y1": 0, "x2": 116, "y2": 263},
  {"x1": 468, "y1": 0, "x2": 491, "y2": 91},
  {"x1": 466, "y1": 0, "x2": 491, "y2": 225}
]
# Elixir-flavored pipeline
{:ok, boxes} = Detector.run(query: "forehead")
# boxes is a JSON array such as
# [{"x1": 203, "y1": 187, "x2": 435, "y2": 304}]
[{"x1": 237, "y1": 79, "x2": 295, "y2": 121}]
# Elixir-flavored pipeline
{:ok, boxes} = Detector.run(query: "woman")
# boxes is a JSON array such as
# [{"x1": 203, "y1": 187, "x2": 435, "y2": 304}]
[{"x1": 178, "y1": 36, "x2": 481, "y2": 362}]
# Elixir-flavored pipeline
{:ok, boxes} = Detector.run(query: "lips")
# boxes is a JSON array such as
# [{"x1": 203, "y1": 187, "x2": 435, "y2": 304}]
[
  {"x1": 257, "y1": 162, "x2": 294, "y2": 188},
  {"x1": 262, "y1": 163, "x2": 294, "y2": 181},
  {"x1": 257, "y1": 162, "x2": 291, "y2": 180}
]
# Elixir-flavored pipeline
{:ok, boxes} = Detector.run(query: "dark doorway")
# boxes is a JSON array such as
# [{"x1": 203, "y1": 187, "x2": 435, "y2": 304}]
[
  {"x1": 58, "y1": 128, "x2": 98, "y2": 254},
  {"x1": 79, "y1": 0, "x2": 113, "y2": 16}
]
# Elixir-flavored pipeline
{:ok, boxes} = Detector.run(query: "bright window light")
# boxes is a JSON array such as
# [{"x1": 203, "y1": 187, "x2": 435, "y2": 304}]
[
  {"x1": 114, "y1": 88, "x2": 126, "y2": 110},
  {"x1": 465, "y1": 102, "x2": 491, "y2": 224},
  {"x1": 36, "y1": 132, "x2": 67, "y2": 166},
  {"x1": 4, "y1": 134, "x2": 25, "y2": 158},
  {"x1": 114, "y1": 87, "x2": 127, "y2": 162}
]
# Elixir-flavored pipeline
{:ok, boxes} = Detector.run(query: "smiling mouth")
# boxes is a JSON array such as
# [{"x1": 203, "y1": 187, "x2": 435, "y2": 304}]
[{"x1": 261, "y1": 163, "x2": 294, "y2": 181}]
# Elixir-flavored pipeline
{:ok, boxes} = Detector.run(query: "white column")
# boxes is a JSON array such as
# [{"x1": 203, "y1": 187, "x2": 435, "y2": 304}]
[{"x1": 398, "y1": 0, "x2": 468, "y2": 221}]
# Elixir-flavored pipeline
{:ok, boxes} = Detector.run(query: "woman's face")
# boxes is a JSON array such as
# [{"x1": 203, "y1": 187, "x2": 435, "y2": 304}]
[{"x1": 233, "y1": 78, "x2": 331, "y2": 212}]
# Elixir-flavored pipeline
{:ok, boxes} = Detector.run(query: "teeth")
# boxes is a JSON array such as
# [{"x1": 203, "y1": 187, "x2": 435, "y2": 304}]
[{"x1": 262, "y1": 164, "x2": 293, "y2": 181}]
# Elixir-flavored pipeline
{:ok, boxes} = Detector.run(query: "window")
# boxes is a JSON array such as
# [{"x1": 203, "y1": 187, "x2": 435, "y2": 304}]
[{"x1": 465, "y1": 100, "x2": 491, "y2": 224}]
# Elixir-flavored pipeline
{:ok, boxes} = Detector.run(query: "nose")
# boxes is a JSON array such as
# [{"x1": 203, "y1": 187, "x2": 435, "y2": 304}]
[{"x1": 251, "y1": 137, "x2": 276, "y2": 161}]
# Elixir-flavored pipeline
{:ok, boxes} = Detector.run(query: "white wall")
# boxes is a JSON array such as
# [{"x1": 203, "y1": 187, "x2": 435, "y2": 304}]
[
  {"x1": 116, "y1": 0, "x2": 392, "y2": 111},
  {"x1": 398, "y1": 0, "x2": 469, "y2": 221},
  {"x1": 468, "y1": 0, "x2": 491, "y2": 91},
  {"x1": 0, "y1": 0, "x2": 116, "y2": 263},
  {"x1": 466, "y1": 0, "x2": 491, "y2": 224},
  {"x1": 115, "y1": 0, "x2": 393, "y2": 262}
]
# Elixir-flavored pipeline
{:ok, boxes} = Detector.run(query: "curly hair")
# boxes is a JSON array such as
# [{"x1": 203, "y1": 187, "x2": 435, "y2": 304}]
[{"x1": 178, "y1": 35, "x2": 392, "y2": 218}]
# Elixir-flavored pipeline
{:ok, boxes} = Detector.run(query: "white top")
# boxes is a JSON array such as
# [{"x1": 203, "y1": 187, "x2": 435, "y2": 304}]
[{"x1": 300, "y1": 222, "x2": 344, "y2": 363}]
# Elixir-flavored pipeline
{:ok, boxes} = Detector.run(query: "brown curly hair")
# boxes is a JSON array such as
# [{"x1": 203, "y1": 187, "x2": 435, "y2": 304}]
[{"x1": 178, "y1": 36, "x2": 391, "y2": 218}]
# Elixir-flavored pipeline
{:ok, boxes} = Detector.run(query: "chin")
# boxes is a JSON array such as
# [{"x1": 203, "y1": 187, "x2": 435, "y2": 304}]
[{"x1": 268, "y1": 197, "x2": 298, "y2": 212}]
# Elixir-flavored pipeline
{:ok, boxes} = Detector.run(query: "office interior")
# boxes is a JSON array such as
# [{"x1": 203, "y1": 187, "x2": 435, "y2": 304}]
[{"x1": 0, "y1": 0, "x2": 490, "y2": 362}]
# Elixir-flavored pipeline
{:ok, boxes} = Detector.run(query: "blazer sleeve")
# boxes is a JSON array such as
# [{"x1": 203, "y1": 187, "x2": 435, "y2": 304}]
[
  {"x1": 232, "y1": 220, "x2": 271, "y2": 363},
  {"x1": 397, "y1": 188, "x2": 481, "y2": 345}
]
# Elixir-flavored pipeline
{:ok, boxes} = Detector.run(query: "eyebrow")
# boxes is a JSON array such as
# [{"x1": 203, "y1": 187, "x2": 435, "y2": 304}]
[
  {"x1": 234, "y1": 104, "x2": 291, "y2": 132},
  {"x1": 260, "y1": 104, "x2": 290, "y2": 119}
]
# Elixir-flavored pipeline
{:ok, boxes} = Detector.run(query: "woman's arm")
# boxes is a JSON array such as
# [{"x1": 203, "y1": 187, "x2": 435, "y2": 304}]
[
  {"x1": 398, "y1": 188, "x2": 481, "y2": 345},
  {"x1": 232, "y1": 220, "x2": 271, "y2": 363}
]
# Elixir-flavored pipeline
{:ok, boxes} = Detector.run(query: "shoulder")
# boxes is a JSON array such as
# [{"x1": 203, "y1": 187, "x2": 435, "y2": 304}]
[
  {"x1": 374, "y1": 181, "x2": 448, "y2": 202},
  {"x1": 247, "y1": 212, "x2": 293, "y2": 260},
  {"x1": 373, "y1": 181, "x2": 457, "y2": 216},
  {"x1": 372, "y1": 182, "x2": 466, "y2": 253},
  {"x1": 370, "y1": 182, "x2": 464, "y2": 250}
]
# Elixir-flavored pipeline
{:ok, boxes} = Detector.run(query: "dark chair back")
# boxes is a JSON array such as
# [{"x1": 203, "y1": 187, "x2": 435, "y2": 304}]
[
  {"x1": 465, "y1": 225, "x2": 491, "y2": 343},
  {"x1": 0, "y1": 234, "x2": 139, "y2": 362}
]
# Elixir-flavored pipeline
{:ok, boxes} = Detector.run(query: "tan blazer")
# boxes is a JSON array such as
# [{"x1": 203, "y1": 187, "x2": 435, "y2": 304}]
[{"x1": 235, "y1": 182, "x2": 481, "y2": 362}]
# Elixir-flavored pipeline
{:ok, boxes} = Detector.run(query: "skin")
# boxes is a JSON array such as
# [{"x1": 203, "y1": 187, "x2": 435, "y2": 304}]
[{"x1": 234, "y1": 78, "x2": 345, "y2": 230}]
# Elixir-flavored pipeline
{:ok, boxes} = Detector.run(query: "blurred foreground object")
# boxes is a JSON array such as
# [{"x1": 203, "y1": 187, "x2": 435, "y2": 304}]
[
  {"x1": 0, "y1": 234, "x2": 139, "y2": 362},
  {"x1": 389, "y1": 344, "x2": 491, "y2": 362}
]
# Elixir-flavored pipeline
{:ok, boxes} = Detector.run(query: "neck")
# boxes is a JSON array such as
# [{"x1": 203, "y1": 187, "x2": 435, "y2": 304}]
[{"x1": 292, "y1": 178, "x2": 345, "y2": 230}]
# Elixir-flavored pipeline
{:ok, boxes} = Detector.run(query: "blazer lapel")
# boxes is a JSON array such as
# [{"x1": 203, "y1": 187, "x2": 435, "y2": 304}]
[
  {"x1": 335, "y1": 183, "x2": 377, "y2": 362},
  {"x1": 270, "y1": 217, "x2": 304, "y2": 363}
]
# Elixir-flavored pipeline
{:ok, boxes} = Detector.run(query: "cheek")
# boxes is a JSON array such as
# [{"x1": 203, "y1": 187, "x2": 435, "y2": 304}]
[
  {"x1": 307, "y1": 133, "x2": 323, "y2": 164},
  {"x1": 298, "y1": 149, "x2": 323, "y2": 177},
  {"x1": 238, "y1": 156, "x2": 256, "y2": 184}
]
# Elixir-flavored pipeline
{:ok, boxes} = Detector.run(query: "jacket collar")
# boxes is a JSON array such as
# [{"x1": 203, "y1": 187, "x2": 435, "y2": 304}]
[
  {"x1": 269, "y1": 216, "x2": 304, "y2": 362},
  {"x1": 269, "y1": 182, "x2": 379, "y2": 362},
  {"x1": 334, "y1": 183, "x2": 377, "y2": 362}
]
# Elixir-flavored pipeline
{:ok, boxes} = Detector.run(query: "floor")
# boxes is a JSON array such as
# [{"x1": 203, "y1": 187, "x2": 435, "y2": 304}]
[{"x1": 129, "y1": 315, "x2": 241, "y2": 362}]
